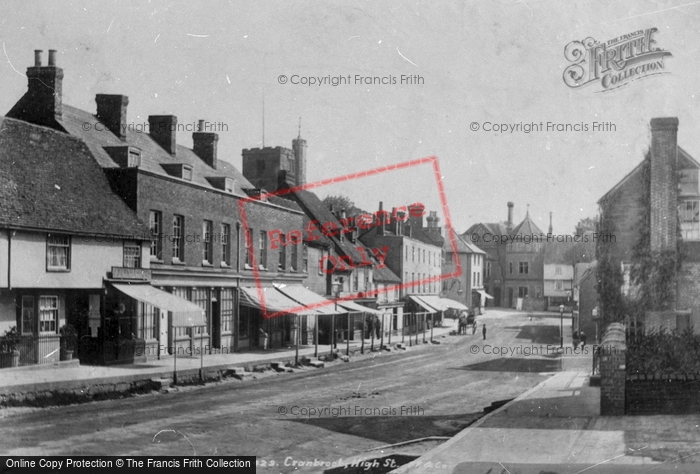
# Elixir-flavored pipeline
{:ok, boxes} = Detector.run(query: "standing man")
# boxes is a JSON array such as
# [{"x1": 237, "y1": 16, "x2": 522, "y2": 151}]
[
  {"x1": 580, "y1": 331, "x2": 587, "y2": 348},
  {"x1": 482, "y1": 323, "x2": 487, "y2": 340}
]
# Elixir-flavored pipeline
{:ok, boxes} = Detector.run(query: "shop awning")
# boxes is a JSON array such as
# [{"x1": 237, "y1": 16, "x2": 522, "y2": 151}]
[
  {"x1": 437, "y1": 297, "x2": 469, "y2": 311},
  {"x1": 337, "y1": 300, "x2": 384, "y2": 315},
  {"x1": 409, "y1": 295, "x2": 439, "y2": 313},
  {"x1": 238, "y1": 286, "x2": 318, "y2": 317},
  {"x1": 111, "y1": 283, "x2": 206, "y2": 327},
  {"x1": 417, "y1": 295, "x2": 451, "y2": 312},
  {"x1": 477, "y1": 290, "x2": 494, "y2": 299},
  {"x1": 274, "y1": 285, "x2": 341, "y2": 315}
]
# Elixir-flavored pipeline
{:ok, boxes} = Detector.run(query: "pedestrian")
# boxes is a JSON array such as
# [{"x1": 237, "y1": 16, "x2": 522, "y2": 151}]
[
  {"x1": 482, "y1": 323, "x2": 487, "y2": 340},
  {"x1": 580, "y1": 331, "x2": 587, "y2": 348}
]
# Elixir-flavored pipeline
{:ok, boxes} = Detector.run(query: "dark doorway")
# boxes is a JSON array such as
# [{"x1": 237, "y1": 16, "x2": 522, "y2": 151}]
[
  {"x1": 211, "y1": 299, "x2": 221, "y2": 349},
  {"x1": 494, "y1": 287, "x2": 501, "y2": 307}
]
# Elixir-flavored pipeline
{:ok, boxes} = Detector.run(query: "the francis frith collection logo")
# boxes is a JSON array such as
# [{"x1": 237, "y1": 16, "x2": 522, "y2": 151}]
[{"x1": 563, "y1": 27, "x2": 672, "y2": 92}]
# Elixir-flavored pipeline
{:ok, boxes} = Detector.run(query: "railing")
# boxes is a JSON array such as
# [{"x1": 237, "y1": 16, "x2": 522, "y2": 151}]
[
  {"x1": 592, "y1": 344, "x2": 600, "y2": 376},
  {"x1": 0, "y1": 334, "x2": 74, "y2": 368}
]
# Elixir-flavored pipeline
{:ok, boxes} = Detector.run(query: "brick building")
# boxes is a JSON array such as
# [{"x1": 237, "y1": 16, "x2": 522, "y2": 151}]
[
  {"x1": 598, "y1": 117, "x2": 700, "y2": 331},
  {"x1": 241, "y1": 142, "x2": 401, "y2": 343},
  {"x1": 5, "y1": 50, "x2": 316, "y2": 363},
  {"x1": 465, "y1": 203, "x2": 547, "y2": 310},
  {"x1": 359, "y1": 204, "x2": 448, "y2": 329},
  {"x1": 543, "y1": 241, "x2": 574, "y2": 310}
]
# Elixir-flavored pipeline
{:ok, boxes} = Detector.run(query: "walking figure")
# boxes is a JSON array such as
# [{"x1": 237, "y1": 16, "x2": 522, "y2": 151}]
[
  {"x1": 580, "y1": 331, "x2": 587, "y2": 348},
  {"x1": 482, "y1": 323, "x2": 487, "y2": 340}
]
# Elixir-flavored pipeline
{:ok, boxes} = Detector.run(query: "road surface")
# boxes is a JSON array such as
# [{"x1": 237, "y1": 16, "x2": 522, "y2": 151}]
[{"x1": 0, "y1": 311, "x2": 565, "y2": 473}]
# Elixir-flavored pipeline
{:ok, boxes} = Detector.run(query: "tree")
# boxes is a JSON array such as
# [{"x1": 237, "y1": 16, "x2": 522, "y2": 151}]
[
  {"x1": 321, "y1": 195, "x2": 368, "y2": 217},
  {"x1": 574, "y1": 216, "x2": 598, "y2": 236}
]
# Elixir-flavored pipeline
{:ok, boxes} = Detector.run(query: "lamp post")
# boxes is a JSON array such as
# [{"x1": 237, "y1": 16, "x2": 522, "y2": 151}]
[
  {"x1": 559, "y1": 304, "x2": 564, "y2": 348},
  {"x1": 331, "y1": 280, "x2": 342, "y2": 355}
]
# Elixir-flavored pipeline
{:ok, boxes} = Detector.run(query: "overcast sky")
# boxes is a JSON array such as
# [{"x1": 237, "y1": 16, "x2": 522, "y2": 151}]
[{"x1": 2, "y1": 1, "x2": 699, "y2": 236}]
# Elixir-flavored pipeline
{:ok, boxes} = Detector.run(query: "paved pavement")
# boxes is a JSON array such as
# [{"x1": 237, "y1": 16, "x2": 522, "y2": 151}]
[
  {"x1": 394, "y1": 316, "x2": 700, "y2": 474},
  {"x1": 0, "y1": 314, "x2": 463, "y2": 397}
]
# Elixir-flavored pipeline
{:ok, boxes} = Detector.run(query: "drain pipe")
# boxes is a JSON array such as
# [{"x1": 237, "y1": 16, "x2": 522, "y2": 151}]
[{"x1": 7, "y1": 230, "x2": 14, "y2": 289}]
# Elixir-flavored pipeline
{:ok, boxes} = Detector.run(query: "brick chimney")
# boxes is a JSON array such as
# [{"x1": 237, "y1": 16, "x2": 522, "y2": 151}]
[
  {"x1": 193, "y1": 119, "x2": 219, "y2": 169},
  {"x1": 96, "y1": 94, "x2": 128, "y2": 140},
  {"x1": 506, "y1": 202, "x2": 514, "y2": 232},
  {"x1": 148, "y1": 115, "x2": 177, "y2": 155},
  {"x1": 375, "y1": 202, "x2": 390, "y2": 236},
  {"x1": 426, "y1": 211, "x2": 441, "y2": 235},
  {"x1": 7, "y1": 49, "x2": 64, "y2": 129},
  {"x1": 650, "y1": 117, "x2": 679, "y2": 252},
  {"x1": 408, "y1": 203, "x2": 426, "y2": 230}
]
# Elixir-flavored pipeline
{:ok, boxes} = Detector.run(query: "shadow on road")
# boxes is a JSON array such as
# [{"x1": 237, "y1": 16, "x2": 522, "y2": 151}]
[
  {"x1": 504, "y1": 325, "x2": 561, "y2": 344},
  {"x1": 451, "y1": 357, "x2": 561, "y2": 373},
  {"x1": 284, "y1": 411, "x2": 483, "y2": 445}
]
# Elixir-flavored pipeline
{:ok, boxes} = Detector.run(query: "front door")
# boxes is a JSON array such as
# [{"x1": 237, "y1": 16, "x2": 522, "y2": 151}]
[
  {"x1": 212, "y1": 299, "x2": 221, "y2": 349},
  {"x1": 494, "y1": 287, "x2": 501, "y2": 307},
  {"x1": 508, "y1": 287, "x2": 514, "y2": 308},
  {"x1": 159, "y1": 311, "x2": 169, "y2": 356}
]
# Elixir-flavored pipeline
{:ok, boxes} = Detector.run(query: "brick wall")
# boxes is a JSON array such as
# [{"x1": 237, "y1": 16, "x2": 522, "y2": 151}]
[
  {"x1": 649, "y1": 118, "x2": 678, "y2": 253},
  {"x1": 599, "y1": 323, "x2": 626, "y2": 416},
  {"x1": 135, "y1": 172, "x2": 304, "y2": 274}
]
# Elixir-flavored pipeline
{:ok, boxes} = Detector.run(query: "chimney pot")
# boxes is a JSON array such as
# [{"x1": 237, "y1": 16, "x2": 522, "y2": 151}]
[
  {"x1": 198, "y1": 119, "x2": 205, "y2": 131},
  {"x1": 48, "y1": 49, "x2": 57, "y2": 66},
  {"x1": 506, "y1": 202, "x2": 514, "y2": 230},
  {"x1": 34, "y1": 50, "x2": 42, "y2": 67}
]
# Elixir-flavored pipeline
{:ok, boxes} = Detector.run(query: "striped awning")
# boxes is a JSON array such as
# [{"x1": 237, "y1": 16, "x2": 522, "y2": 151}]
[
  {"x1": 238, "y1": 286, "x2": 319, "y2": 317},
  {"x1": 409, "y1": 295, "x2": 439, "y2": 313},
  {"x1": 111, "y1": 283, "x2": 206, "y2": 327},
  {"x1": 274, "y1": 285, "x2": 341, "y2": 315},
  {"x1": 336, "y1": 300, "x2": 384, "y2": 315}
]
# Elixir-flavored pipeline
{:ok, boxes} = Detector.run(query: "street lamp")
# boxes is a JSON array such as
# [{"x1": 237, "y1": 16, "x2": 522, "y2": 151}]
[
  {"x1": 331, "y1": 280, "x2": 342, "y2": 355},
  {"x1": 559, "y1": 304, "x2": 564, "y2": 348}
]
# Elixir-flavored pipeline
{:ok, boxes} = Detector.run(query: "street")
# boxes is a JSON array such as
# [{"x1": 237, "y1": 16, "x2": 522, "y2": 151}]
[{"x1": 0, "y1": 311, "x2": 565, "y2": 473}]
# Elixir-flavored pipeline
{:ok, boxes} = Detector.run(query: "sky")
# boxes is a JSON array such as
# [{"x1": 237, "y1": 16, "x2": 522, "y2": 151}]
[{"x1": 2, "y1": 0, "x2": 700, "y2": 237}]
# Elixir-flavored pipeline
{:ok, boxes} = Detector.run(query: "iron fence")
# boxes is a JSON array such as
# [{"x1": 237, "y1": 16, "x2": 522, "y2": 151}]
[{"x1": 0, "y1": 334, "x2": 77, "y2": 368}]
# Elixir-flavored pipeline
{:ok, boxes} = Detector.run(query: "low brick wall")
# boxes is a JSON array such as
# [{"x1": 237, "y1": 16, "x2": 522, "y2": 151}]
[{"x1": 626, "y1": 375, "x2": 700, "y2": 415}]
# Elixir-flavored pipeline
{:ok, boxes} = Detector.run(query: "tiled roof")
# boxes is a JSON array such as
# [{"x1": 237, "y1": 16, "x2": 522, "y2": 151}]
[
  {"x1": 544, "y1": 241, "x2": 572, "y2": 264},
  {"x1": 0, "y1": 116, "x2": 150, "y2": 238},
  {"x1": 445, "y1": 230, "x2": 485, "y2": 254},
  {"x1": 284, "y1": 189, "x2": 401, "y2": 283},
  {"x1": 511, "y1": 214, "x2": 545, "y2": 237},
  {"x1": 286, "y1": 189, "x2": 366, "y2": 262},
  {"x1": 464, "y1": 222, "x2": 509, "y2": 237},
  {"x1": 58, "y1": 105, "x2": 299, "y2": 212}
]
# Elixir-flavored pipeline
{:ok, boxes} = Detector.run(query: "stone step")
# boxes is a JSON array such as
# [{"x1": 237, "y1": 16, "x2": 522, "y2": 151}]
[
  {"x1": 307, "y1": 360, "x2": 325, "y2": 368},
  {"x1": 151, "y1": 378, "x2": 173, "y2": 389}
]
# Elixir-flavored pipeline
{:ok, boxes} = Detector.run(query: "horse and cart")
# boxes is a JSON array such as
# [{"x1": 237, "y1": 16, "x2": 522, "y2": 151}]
[{"x1": 457, "y1": 308, "x2": 476, "y2": 335}]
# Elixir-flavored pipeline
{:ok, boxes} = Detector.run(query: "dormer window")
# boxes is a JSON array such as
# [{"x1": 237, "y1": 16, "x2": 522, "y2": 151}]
[
  {"x1": 104, "y1": 145, "x2": 142, "y2": 168},
  {"x1": 161, "y1": 163, "x2": 194, "y2": 181},
  {"x1": 206, "y1": 177, "x2": 235, "y2": 193},
  {"x1": 128, "y1": 149, "x2": 141, "y2": 167},
  {"x1": 243, "y1": 188, "x2": 268, "y2": 202}
]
